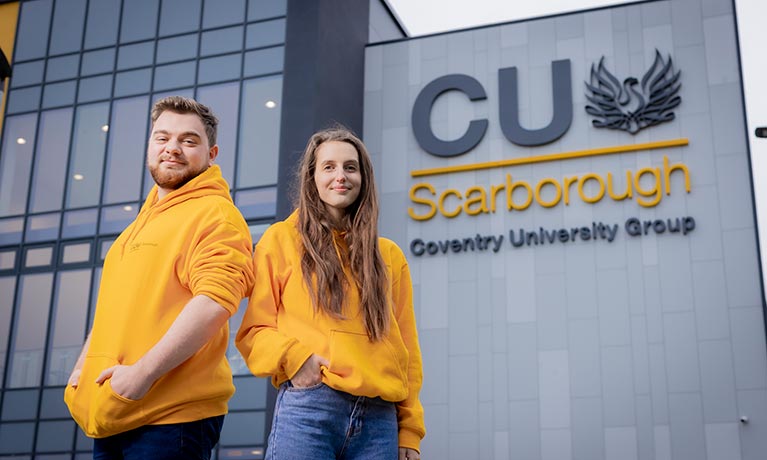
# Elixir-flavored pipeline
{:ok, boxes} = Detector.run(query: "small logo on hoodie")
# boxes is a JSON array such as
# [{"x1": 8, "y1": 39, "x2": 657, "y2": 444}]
[{"x1": 128, "y1": 242, "x2": 158, "y2": 253}]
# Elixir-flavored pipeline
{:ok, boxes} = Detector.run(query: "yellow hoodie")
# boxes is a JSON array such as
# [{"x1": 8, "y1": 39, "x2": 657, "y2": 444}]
[
  {"x1": 65, "y1": 165, "x2": 254, "y2": 438},
  {"x1": 236, "y1": 211, "x2": 426, "y2": 451}
]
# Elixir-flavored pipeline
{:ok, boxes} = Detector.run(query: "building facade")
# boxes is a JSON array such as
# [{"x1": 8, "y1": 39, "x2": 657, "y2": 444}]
[
  {"x1": 365, "y1": 0, "x2": 767, "y2": 458},
  {"x1": 0, "y1": 0, "x2": 289, "y2": 458},
  {"x1": 1, "y1": 0, "x2": 765, "y2": 459}
]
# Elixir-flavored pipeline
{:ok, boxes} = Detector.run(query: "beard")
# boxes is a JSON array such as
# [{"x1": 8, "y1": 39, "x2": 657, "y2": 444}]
[{"x1": 148, "y1": 160, "x2": 209, "y2": 192}]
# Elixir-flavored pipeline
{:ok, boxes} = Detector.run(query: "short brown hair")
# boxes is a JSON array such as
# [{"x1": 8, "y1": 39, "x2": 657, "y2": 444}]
[{"x1": 150, "y1": 96, "x2": 218, "y2": 146}]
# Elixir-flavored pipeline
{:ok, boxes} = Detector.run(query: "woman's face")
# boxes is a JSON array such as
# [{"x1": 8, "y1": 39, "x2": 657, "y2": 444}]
[{"x1": 313, "y1": 140, "x2": 362, "y2": 222}]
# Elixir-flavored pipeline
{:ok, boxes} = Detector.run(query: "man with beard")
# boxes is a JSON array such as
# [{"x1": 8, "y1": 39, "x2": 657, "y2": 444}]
[{"x1": 64, "y1": 96, "x2": 255, "y2": 460}]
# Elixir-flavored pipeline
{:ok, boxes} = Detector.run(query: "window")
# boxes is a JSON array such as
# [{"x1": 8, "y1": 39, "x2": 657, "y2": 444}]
[
  {"x1": 14, "y1": 0, "x2": 53, "y2": 61},
  {"x1": 0, "y1": 114, "x2": 37, "y2": 217},
  {"x1": 237, "y1": 76, "x2": 282, "y2": 187},
  {"x1": 46, "y1": 269, "x2": 91, "y2": 385},
  {"x1": 8, "y1": 273, "x2": 53, "y2": 388},
  {"x1": 198, "y1": 82, "x2": 241, "y2": 184},
  {"x1": 49, "y1": 0, "x2": 87, "y2": 56},
  {"x1": 84, "y1": 0, "x2": 120, "y2": 49},
  {"x1": 102, "y1": 97, "x2": 149, "y2": 204},
  {"x1": 29, "y1": 109, "x2": 73, "y2": 213}
]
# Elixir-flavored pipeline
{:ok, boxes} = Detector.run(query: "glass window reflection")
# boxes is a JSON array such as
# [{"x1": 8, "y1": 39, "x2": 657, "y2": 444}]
[
  {"x1": 243, "y1": 46, "x2": 284, "y2": 77},
  {"x1": 7, "y1": 86, "x2": 42, "y2": 114},
  {"x1": 46, "y1": 269, "x2": 90, "y2": 385},
  {"x1": 81, "y1": 49, "x2": 115, "y2": 76},
  {"x1": 0, "y1": 114, "x2": 37, "y2": 216},
  {"x1": 0, "y1": 277, "x2": 17, "y2": 386},
  {"x1": 160, "y1": 0, "x2": 202, "y2": 37},
  {"x1": 218, "y1": 446, "x2": 265, "y2": 460},
  {"x1": 24, "y1": 246, "x2": 54, "y2": 267},
  {"x1": 67, "y1": 103, "x2": 110, "y2": 208},
  {"x1": 238, "y1": 76, "x2": 282, "y2": 187},
  {"x1": 88, "y1": 267, "x2": 102, "y2": 329},
  {"x1": 119, "y1": 0, "x2": 159, "y2": 44},
  {"x1": 118, "y1": 41, "x2": 155, "y2": 71},
  {"x1": 153, "y1": 61, "x2": 196, "y2": 92},
  {"x1": 198, "y1": 54, "x2": 241, "y2": 85},
  {"x1": 100, "y1": 203, "x2": 139, "y2": 235},
  {"x1": 62, "y1": 209, "x2": 98, "y2": 239},
  {"x1": 10, "y1": 60, "x2": 44, "y2": 88},
  {"x1": 246, "y1": 19, "x2": 285, "y2": 49},
  {"x1": 201, "y1": 26, "x2": 244, "y2": 56},
  {"x1": 78, "y1": 75, "x2": 113, "y2": 103},
  {"x1": 46, "y1": 55, "x2": 80, "y2": 82},
  {"x1": 102, "y1": 97, "x2": 149, "y2": 204},
  {"x1": 8, "y1": 273, "x2": 53, "y2": 388},
  {"x1": 36, "y1": 420, "x2": 76, "y2": 453},
  {"x1": 42, "y1": 81, "x2": 77, "y2": 108},
  {"x1": 41, "y1": 387, "x2": 72, "y2": 419},
  {"x1": 30, "y1": 109, "x2": 73, "y2": 212},
  {"x1": 203, "y1": 0, "x2": 245, "y2": 29},
  {"x1": 219, "y1": 411, "x2": 265, "y2": 446},
  {"x1": 84, "y1": 0, "x2": 120, "y2": 49},
  {"x1": 1, "y1": 389, "x2": 39, "y2": 421},
  {"x1": 197, "y1": 82, "x2": 240, "y2": 184},
  {"x1": 0, "y1": 217, "x2": 24, "y2": 246},
  {"x1": 235, "y1": 187, "x2": 277, "y2": 220},
  {"x1": 229, "y1": 376, "x2": 267, "y2": 409},
  {"x1": 14, "y1": 0, "x2": 53, "y2": 61},
  {"x1": 0, "y1": 422, "x2": 35, "y2": 454},
  {"x1": 61, "y1": 242, "x2": 92, "y2": 265},
  {"x1": 248, "y1": 0, "x2": 286, "y2": 21},
  {"x1": 114, "y1": 68, "x2": 152, "y2": 98},
  {"x1": 25, "y1": 213, "x2": 61, "y2": 243},
  {"x1": 49, "y1": 0, "x2": 87, "y2": 56},
  {"x1": 0, "y1": 250, "x2": 15, "y2": 270},
  {"x1": 157, "y1": 34, "x2": 199, "y2": 64}
]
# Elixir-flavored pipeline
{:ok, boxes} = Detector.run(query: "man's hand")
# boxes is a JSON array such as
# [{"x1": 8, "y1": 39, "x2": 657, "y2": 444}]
[
  {"x1": 95, "y1": 364, "x2": 154, "y2": 400},
  {"x1": 399, "y1": 447, "x2": 420, "y2": 460},
  {"x1": 67, "y1": 369, "x2": 82, "y2": 388},
  {"x1": 290, "y1": 353, "x2": 329, "y2": 388}
]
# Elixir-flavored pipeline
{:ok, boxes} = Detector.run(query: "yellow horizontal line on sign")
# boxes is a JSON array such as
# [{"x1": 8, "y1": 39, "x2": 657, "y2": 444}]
[{"x1": 409, "y1": 138, "x2": 690, "y2": 178}]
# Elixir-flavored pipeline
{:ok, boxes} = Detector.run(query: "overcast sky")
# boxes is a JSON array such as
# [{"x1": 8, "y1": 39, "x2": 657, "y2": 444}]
[{"x1": 386, "y1": 0, "x2": 767, "y2": 294}]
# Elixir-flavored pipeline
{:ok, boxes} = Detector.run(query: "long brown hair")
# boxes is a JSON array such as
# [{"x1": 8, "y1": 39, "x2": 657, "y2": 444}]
[{"x1": 296, "y1": 126, "x2": 390, "y2": 340}]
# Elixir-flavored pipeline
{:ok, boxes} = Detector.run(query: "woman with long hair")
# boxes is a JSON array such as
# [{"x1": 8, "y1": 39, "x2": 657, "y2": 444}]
[{"x1": 236, "y1": 126, "x2": 425, "y2": 459}]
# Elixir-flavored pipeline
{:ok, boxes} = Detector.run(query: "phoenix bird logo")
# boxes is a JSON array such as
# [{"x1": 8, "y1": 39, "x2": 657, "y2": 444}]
[{"x1": 585, "y1": 50, "x2": 681, "y2": 134}]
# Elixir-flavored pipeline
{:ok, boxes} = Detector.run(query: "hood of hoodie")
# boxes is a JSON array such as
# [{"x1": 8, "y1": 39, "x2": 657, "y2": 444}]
[
  {"x1": 144, "y1": 164, "x2": 232, "y2": 213},
  {"x1": 122, "y1": 165, "x2": 232, "y2": 246}
]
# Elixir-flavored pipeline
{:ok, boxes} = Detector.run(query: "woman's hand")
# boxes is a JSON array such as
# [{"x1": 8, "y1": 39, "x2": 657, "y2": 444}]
[
  {"x1": 291, "y1": 353, "x2": 329, "y2": 388},
  {"x1": 399, "y1": 447, "x2": 420, "y2": 459}
]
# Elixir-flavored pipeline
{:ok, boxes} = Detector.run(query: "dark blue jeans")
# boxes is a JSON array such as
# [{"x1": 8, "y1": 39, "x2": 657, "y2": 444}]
[
  {"x1": 92, "y1": 415, "x2": 224, "y2": 460},
  {"x1": 266, "y1": 383, "x2": 398, "y2": 460}
]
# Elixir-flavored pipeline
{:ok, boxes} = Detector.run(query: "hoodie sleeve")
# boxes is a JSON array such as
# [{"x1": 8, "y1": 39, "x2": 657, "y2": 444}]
[
  {"x1": 386, "y1": 241, "x2": 426, "y2": 451},
  {"x1": 187, "y1": 206, "x2": 255, "y2": 315},
  {"x1": 235, "y1": 223, "x2": 314, "y2": 385}
]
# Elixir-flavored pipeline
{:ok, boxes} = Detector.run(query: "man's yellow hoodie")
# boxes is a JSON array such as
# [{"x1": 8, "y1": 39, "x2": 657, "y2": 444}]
[
  {"x1": 235, "y1": 211, "x2": 426, "y2": 451},
  {"x1": 65, "y1": 165, "x2": 254, "y2": 438}
]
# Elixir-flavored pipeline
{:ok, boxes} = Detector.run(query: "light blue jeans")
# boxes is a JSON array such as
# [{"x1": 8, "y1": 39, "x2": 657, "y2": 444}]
[{"x1": 266, "y1": 382, "x2": 398, "y2": 460}]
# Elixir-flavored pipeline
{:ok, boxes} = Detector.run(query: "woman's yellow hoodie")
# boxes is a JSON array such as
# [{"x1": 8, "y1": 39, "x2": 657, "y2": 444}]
[
  {"x1": 235, "y1": 211, "x2": 426, "y2": 451},
  {"x1": 65, "y1": 165, "x2": 254, "y2": 438}
]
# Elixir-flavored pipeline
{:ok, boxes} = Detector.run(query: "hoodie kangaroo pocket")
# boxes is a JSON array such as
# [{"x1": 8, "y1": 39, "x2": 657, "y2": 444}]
[
  {"x1": 64, "y1": 354, "x2": 146, "y2": 438},
  {"x1": 325, "y1": 330, "x2": 409, "y2": 402}
]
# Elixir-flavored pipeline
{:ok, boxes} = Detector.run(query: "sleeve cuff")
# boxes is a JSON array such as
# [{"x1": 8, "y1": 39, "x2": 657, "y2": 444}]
[
  {"x1": 283, "y1": 340, "x2": 314, "y2": 380},
  {"x1": 398, "y1": 427, "x2": 422, "y2": 452}
]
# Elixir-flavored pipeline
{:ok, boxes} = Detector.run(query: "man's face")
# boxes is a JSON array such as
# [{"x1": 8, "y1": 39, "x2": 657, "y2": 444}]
[{"x1": 147, "y1": 111, "x2": 218, "y2": 198}]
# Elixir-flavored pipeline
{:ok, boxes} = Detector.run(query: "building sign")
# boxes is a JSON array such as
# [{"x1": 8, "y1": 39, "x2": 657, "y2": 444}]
[
  {"x1": 406, "y1": 50, "x2": 693, "y2": 247},
  {"x1": 364, "y1": 0, "x2": 766, "y2": 458}
]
